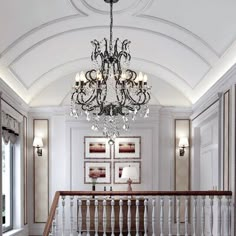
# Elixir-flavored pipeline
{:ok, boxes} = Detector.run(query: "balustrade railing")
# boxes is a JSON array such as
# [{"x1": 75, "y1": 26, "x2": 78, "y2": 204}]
[{"x1": 43, "y1": 191, "x2": 232, "y2": 236}]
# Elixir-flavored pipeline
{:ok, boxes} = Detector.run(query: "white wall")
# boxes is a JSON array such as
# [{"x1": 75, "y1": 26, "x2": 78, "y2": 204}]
[{"x1": 27, "y1": 106, "x2": 191, "y2": 235}]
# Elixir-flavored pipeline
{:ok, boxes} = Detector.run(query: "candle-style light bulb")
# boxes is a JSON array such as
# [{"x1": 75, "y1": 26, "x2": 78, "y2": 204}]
[
  {"x1": 75, "y1": 72, "x2": 80, "y2": 82},
  {"x1": 80, "y1": 71, "x2": 86, "y2": 82},
  {"x1": 121, "y1": 72, "x2": 126, "y2": 81},
  {"x1": 143, "y1": 74, "x2": 148, "y2": 83},
  {"x1": 138, "y1": 72, "x2": 143, "y2": 81},
  {"x1": 97, "y1": 71, "x2": 102, "y2": 81}
]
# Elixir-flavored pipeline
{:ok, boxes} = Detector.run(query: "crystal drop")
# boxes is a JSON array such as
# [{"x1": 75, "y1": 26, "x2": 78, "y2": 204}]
[
  {"x1": 132, "y1": 114, "x2": 136, "y2": 121},
  {"x1": 86, "y1": 115, "x2": 91, "y2": 121}
]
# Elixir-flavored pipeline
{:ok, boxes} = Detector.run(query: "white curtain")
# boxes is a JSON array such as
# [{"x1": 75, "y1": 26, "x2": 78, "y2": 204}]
[{"x1": 2, "y1": 111, "x2": 19, "y2": 144}]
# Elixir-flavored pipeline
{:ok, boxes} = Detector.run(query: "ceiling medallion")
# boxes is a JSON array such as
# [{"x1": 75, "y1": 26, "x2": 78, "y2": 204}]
[{"x1": 70, "y1": 0, "x2": 151, "y2": 141}]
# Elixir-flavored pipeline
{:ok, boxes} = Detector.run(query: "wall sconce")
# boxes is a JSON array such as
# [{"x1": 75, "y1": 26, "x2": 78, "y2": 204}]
[
  {"x1": 178, "y1": 137, "x2": 189, "y2": 156},
  {"x1": 33, "y1": 137, "x2": 43, "y2": 156}
]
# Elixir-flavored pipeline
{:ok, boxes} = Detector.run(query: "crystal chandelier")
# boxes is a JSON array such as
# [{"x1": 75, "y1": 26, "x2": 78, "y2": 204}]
[{"x1": 70, "y1": 0, "x2": 151, "y2": 141}]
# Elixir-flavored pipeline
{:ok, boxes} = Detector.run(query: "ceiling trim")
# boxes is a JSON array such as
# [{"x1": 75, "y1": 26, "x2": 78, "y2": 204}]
[
  {"x1": 31, "y1": 56, "x2": 189, "y2": 89},
  {"x1": 8, "y1": 67, "x2": 29, "y2": 89},
  {"x1": 8, "y1": 25, "x2": 212, "y2": 71},
  {"x1": 138, "y1": 14, "x2": 219, "y2": 58},
  {"x1": 70, "y1": 0, "x2": 153, "y2": 15},
  {"x1": 0, "y1": 14, "x2": 88, "y2": 57},
  {"x1": 25, "y1": 56, "x2": 193, "y2": 105},
  {"x1": 0, "y1": 13, "x2": 216, "y2": 68}
]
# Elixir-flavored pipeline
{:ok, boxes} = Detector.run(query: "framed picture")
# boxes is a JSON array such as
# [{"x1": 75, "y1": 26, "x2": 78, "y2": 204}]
[
  {"x1": 84, "y1": 161, "x2": 111, "y2": 184},
  {"x1": 114, "y1": 136, "x2": 141, "y2": 159},
  {"x1": 114, "y1": 161, "x2": 141, "y2": 184},
  {"x1": 84, "y1": 136, "x2": 111, "y2": 159}
]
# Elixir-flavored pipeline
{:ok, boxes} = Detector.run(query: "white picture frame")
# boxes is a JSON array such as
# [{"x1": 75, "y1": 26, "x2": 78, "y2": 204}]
[
  {"x1": 84, "y1": 136, "x2": 111, "y2": 159},
  {"x1": 84, "y1": 161, "x2": 111, "y2": 184},
  {"x1": 114, "y1": 161, "x2": 141, "y2": 184},
  {"x1": 114, "y1": 136, "x2": 141, "y2": 159}
]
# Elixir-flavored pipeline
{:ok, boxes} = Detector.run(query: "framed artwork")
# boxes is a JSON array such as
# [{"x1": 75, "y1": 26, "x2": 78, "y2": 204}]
[
  {"x1": 84, "y1": 136, "x2": 111, "y2": 159},
  {"x1": 114, "y1": 161, "x2": 141, "y2": 184},
  {"x1": 114, "y1": 136, "x2": 141, "y2": 159},
  {"x1": 84, "y1": 161, "x2": 111, "y2": 184}
]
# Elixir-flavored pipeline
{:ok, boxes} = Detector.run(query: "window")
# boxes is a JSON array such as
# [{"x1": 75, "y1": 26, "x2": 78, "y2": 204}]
[{"x1": 2, "y1": 139, "x2": 13, "y2": 232}]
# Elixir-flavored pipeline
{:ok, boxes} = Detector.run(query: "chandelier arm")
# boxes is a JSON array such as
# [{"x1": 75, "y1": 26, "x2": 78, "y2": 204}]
[
  {"x1": 114, "y1": 39, "x2": 119, "y2": 56},
  {"x1": 125, "y1": 69, "x2": 137, "y2": 84},
  {"x1": 125, "y1": 89, "x2": 149, "y2": 107},
  {"x1": 120, "y1": 87, "x2": 128, "y2": 106},
  {"x1": 86, "y1": 70, "x2": 97, "y2": 83},
  {"x1": 76, "y1": 88, "x2": 97, "y2": 106},
  {"x1": 115, "y1": 81, "x2": 126, "y2": 105},
  {"x1": 104, "y1": 38, "x2": 109, "y2": 57},
  {"x1": 96, "y1": 86, "x2": 107, "y2": 106},
  {"x1": 124, "y1": 105, "x2": 135, "y2": 112}
]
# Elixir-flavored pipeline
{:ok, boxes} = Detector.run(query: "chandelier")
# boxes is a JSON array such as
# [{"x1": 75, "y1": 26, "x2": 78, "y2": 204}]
[{"x1": 70, "y1": 0, "x2": 151, "y2": 142}]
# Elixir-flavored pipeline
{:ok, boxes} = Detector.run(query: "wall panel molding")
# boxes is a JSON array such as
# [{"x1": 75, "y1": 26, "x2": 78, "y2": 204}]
[
  {"x1": 223, "y1": 90, "x2": 230, "y2": 190},
  {"x1": 33, "y1": 119, "x2": 49, "y2": 223},
  {"x1": 174, "y1": 119, "x2": 190, "y2": 222},
  {"x1": 23, "y1": 116, "x2": 28, "y2": 225}
]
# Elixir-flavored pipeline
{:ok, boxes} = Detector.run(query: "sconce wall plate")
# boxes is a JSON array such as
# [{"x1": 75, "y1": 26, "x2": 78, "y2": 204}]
[
  {"x1": 179, "y1": 147, "x2": 185, "y2": 156},
  {"x1": 33, "y1": 136, "x2": 43, "y2": 157},
  {"x1": 36, "y1": 146, "x2": 42, "y2": 156}
]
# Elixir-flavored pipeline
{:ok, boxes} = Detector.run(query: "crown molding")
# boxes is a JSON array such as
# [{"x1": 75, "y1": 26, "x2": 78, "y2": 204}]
[
  {"x1": 0, "y1": 78, "x2": 29, "y2": 115},
  {"x1": 192, "y1": 63, "x2": 236, "y2": 115}
]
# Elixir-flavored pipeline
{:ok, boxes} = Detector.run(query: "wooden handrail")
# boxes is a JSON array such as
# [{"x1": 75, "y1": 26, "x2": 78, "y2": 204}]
[
  {"x1": 43, "y1": 190, "x2": 232, "y2": 236},
  {"x1": 43, "y1": 191, "x2": 60, "y2": 236},
  {"x1": 58, "y1": 190, "x2": 232, "y2": 196}
]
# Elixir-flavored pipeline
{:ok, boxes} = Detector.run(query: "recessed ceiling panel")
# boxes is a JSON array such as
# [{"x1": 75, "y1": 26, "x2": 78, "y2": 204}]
[{"x1": 146, "y1": 0, "x2": 236, "y2": 55}]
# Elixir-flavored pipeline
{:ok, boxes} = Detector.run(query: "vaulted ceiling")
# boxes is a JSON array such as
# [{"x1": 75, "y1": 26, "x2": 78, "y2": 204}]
[{"x1": 1, "y1": 0, "x2": 236, "y2": 107}]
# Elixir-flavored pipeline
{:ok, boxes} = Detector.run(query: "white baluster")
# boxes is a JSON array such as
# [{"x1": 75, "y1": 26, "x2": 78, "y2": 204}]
[
  {"x1": 209, "y1": 196, "x2": 213, "y2": 236},
  {"x1": 52, "y1": 217, "x2": 56, "y2": 236},
  {"x1": 103, "y1": 199, "x2": 107, "y2": 236},
  {"x1": 54, "y1": 205, "x2": 59, "y2": 235},
  {"x1": 78, "y1": 199, "x2": 82, "y2": 236},
  {"x1": 176, "y1": 196, "x2": 180, "y2": 236},
  {"x1": 55, "y1": 205, "x2": 59, "y2": 235},
  {"x1": 111, "y1": 199, "x2": 115, "y2": 236},
  {"x1": 144, "y1": 199, "x2": 148, "y2": 236},
  {"x1": 62, "y1": 196, "x2": 66, "y2": 236},
  {"x1": 70, "y1": 196, "x2": 74, "y2": 236},
  {"x1": 152, "y1": 199, "x2": 156, "y2": 236},
  {"x1": 168, "y1": 196, "x2": 172, "y2": 236},
  {"x1": 119, "y1": 199, "x2": 123, "y2": 236},
  {"x1": 185, "y1": 196, "x2": 189, "y2": 236},
  {"x1": 86, "y1": 199, "x2": 91, "y2": 236},
  {"x1": 127, "y1": 199, "x2": 131, "y2": 236},
  {"x1": 193, "y1": 196, "x2": 197, "y2": 236},
  {"x1": 201, "y1": 196, "x2": 205, "y2": 236},
  {"x1": 52, "y1": 204, "x2": 59, "y2": 236},
  {"x1": 217, "y1": 196, "x2": 222, "y2": 236},
  {"x1": 160, "y1": 197, "x2": 164, "y2": 236},
  {"x1": 225, "y1": 196, "x2": 231, "y2": 236},
  {"x1": 136, "y1": 199, "x2": 140, "y2": 236},
  {"x1": 95, "y1": 200, "x2": 99, "y2": 236}
]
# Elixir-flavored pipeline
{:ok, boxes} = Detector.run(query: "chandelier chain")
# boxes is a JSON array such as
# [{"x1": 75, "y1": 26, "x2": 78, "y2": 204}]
[{"x1": 109, "y1": 0, "x2": 113, "y2": 54}]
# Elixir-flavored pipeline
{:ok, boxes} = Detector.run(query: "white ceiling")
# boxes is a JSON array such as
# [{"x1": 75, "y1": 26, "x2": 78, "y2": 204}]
[{"x1": 1, "y1": 0, "x2": 236, "y2": 107}]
